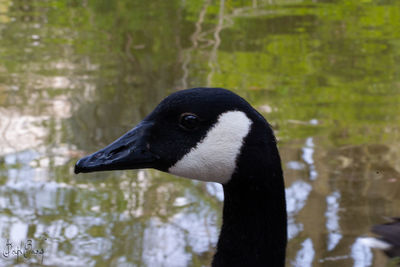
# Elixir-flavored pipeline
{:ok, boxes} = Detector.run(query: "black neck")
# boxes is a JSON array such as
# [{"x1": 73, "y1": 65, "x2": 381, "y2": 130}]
[{"x1": 212, "y1": 125, "x2": 287, "y2": 267}]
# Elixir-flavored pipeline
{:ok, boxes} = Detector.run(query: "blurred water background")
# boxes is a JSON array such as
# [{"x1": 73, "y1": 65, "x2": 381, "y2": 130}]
[{"x1": 0, "y1": 0, "x2": 400, "y2": 266}]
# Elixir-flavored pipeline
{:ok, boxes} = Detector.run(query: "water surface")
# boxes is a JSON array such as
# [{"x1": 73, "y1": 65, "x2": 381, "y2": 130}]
[{"x1": 0, "y1": 0, "x2": 400, "y2": 266}]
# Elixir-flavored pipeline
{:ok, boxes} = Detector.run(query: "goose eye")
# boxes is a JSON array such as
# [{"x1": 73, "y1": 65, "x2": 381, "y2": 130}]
[{"x1": 179, "y1": 113, "x2": 199, "y2": 131}]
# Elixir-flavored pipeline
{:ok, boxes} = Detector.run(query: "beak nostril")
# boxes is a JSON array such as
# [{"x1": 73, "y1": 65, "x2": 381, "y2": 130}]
[
  {"x1": 94, "y1": 152, "x2": 103, "y2": 158},
  {"x1": 109, "y1": 145, "x2": 128, "y2": 157}
]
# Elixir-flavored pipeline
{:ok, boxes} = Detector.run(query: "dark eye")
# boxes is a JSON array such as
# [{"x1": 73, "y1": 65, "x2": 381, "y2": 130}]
[{"x1": 179, "y1": 113, "x2": 200, "y2": 131}]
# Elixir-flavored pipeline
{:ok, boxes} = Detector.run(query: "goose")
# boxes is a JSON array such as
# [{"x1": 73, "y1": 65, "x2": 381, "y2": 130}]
[
  {"x1": 75, "y1": 87, "x2": 287, "y2": 267},
  {"x1": 361, "y1": 218, "x2": 400, "y2": 258}
]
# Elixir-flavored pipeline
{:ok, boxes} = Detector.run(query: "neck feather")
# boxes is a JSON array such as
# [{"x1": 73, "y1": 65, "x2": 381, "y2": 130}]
[{"x1": 212, "y1": 124, "x2": 287, "y2": 267}]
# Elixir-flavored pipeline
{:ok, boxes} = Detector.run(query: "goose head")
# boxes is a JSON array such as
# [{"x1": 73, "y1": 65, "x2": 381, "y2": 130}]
[
  {"x1": 75, "y1": 87, "x2": 276, "y2": 184},
  {"x1": 75, "y1": 87, "x2": 287, "y2": 266}
]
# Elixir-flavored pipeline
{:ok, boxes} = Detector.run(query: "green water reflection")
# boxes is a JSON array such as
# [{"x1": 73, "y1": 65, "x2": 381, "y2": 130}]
[{"x1": 0, "y1": 0, "x2": 400, "y2": 266}]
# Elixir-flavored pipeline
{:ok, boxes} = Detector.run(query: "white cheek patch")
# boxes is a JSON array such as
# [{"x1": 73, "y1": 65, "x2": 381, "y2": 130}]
[
  {"x1": 359, "y1": 237, "x2": 392, "y2": 250},
  {"x1": 168, "y1": 111, "x2": 252, "y2": 184}
]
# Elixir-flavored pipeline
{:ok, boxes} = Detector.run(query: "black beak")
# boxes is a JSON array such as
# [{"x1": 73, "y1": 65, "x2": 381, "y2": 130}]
[{"x1": 74, "y1": 121, "x2": 158, "y2": 174}]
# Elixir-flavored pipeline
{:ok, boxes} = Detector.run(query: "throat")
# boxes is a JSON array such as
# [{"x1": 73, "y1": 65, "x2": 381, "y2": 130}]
[{"x1": 212, "y1": 172, "x2": 287, "y2": 267}]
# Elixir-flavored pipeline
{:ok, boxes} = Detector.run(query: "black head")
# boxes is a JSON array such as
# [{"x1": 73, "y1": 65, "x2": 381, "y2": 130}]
[{"x1": 74, "y1": 87, "x2": 277, "y2": 184}]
